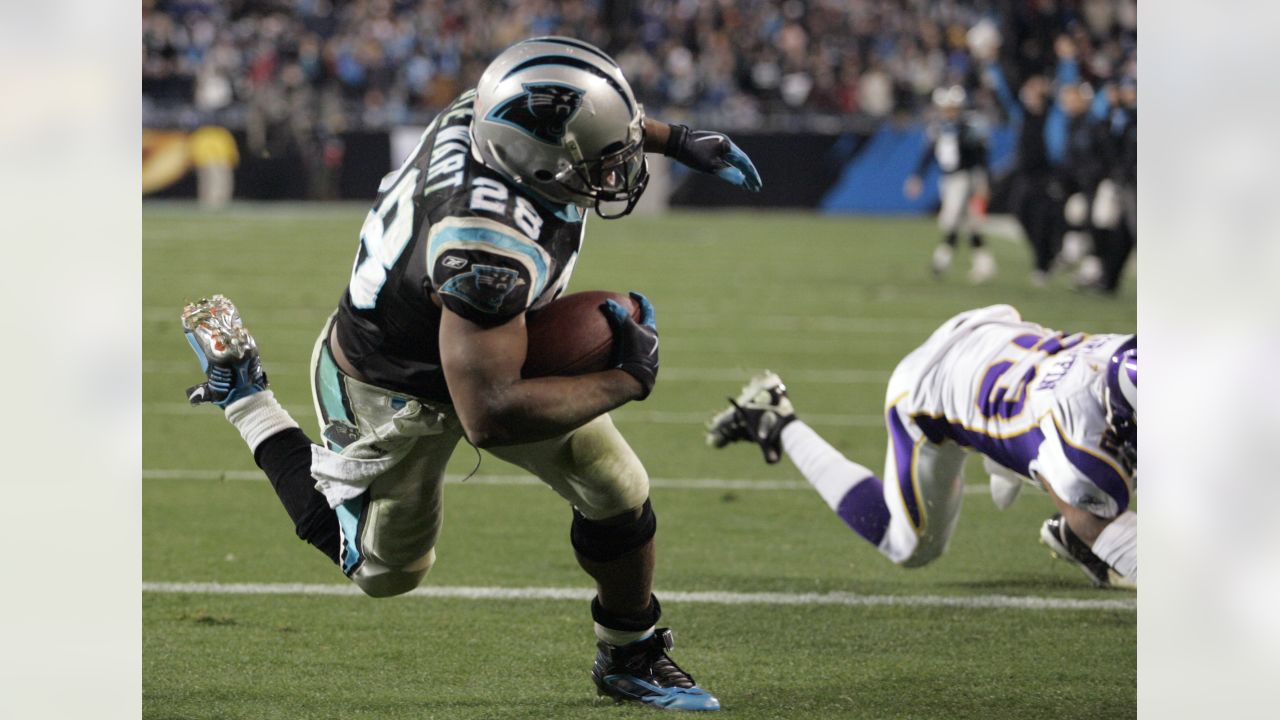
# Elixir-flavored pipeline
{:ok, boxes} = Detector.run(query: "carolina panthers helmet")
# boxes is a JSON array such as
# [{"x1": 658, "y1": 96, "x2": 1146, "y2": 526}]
[
  {"x1": 1104, "y1": 336, "x2": 1137, "y2": 469},
  {"x1": 472, "y1": 37, "x2": 648, "y2": 218}
]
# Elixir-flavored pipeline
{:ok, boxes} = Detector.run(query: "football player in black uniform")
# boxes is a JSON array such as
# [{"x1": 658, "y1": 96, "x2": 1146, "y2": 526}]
[
  {"x1": 904, "y1": 85, "x2": 996, "y2": 283},
  {"x1": 180, "y1": 37, "x2": 761, "y2": 712}
]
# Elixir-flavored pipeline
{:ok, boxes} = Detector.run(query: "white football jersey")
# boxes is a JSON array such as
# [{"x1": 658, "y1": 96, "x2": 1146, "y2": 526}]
[{"x1": 894, "y1": 305, "x2": 1134, "y2": 517}]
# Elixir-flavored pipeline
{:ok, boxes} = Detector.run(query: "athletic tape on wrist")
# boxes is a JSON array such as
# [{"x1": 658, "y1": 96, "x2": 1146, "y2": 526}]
[{"x1": 662, "y1": 123, "x2": 689, "y2": 158}]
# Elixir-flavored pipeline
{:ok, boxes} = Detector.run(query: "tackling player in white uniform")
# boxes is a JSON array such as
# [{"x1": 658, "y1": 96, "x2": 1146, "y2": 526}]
[{"x1": 706, "y1": 305, "x2": 1137, "y2": 587}]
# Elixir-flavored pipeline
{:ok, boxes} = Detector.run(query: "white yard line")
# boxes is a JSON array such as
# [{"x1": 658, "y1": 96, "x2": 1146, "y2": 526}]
[
  {"x1": 142, "y1": 362, "x2": 889, "y2": 385},
  {"x1": 141, "y1": 468, "x2": 996, "y2": 495},
  {"x1": 146, "y1": 402, "x2": 318, "y2": 416},
  {"x1": 143, "y1": 306, "x2": 941, "y2": 331},
  {"x1": 140, "y1": 580, "x2": 1135, "y2": 612},
  {"x1": 142, "y1": 402, "x2": 886, "y2": 427},
  {"x1": 660, "y1": 367, "x2": 889, "y2": 384},
  {"x1": 619, "y1": 410, "x2": 885, "y2": 427}
]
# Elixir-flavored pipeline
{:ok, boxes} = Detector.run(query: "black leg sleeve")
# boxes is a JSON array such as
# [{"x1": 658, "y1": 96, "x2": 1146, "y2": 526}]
[{"x1": 252, "y1": 427, "x2": 340, "y2": 565}]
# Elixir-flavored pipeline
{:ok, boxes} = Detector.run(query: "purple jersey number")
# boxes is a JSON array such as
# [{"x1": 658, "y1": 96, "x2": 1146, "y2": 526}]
[{"x1": 976, "y1": 333, "x2": 1086, "y2": 420}]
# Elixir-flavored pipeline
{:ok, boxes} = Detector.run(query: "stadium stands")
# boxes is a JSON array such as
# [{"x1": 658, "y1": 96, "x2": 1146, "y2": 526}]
[{"x1": 143, "y1": 0, "x2": 1135, "y2": 132}]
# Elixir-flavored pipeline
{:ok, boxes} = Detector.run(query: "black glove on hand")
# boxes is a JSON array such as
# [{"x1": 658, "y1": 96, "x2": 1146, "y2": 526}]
[
  {"x1": 600, "y1": 291, "x2": 659, "y2": 400},
  {"x1": 663, "y1": 124, "x2": 763, "y2": 192}
]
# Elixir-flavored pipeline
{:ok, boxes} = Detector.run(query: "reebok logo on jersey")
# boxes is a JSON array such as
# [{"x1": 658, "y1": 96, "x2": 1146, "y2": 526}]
[{"x1": 442, "y1": 255, "x2": 469, "y2": 269}]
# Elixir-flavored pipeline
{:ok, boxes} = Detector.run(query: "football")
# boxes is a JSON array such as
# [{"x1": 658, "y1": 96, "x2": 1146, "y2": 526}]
[{"x1": 522, "y1": 290, "x2": 640, "y2": 378}]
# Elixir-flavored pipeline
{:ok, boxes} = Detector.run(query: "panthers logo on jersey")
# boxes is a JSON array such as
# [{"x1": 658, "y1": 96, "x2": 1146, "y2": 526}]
[
  {"x1": 437, "y1": 263, "x2": 529, "y2": 315},
  {"x1": 488, "y1": 82, "x2": 584, "y2": 145}
]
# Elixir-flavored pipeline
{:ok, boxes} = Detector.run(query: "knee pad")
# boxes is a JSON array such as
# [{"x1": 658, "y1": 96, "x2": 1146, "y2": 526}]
[
  {"x1": 571, "y1": 499, "x2": 656, "y2": 563},
  {"x1": 350, "y1": 548, "x2": 436, "y2": 598}
]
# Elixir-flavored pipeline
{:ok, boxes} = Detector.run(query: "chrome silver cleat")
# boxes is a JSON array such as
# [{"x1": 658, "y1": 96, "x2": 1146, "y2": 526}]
[{"x1": 180, "y1": 294, "x2": 267, "y2": 408}]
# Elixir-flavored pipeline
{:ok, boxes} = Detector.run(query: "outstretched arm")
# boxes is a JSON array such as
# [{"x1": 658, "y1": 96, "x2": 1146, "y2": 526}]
[
  {"x1": 642, "y1": 118, "x2": 672, "y2": 152},
  {"x1": 643, "y1": 117, "x2": 763, "y2": 192},
  {"x1": 983, "y1": 61, "x2": 1023, "y2": 124}
]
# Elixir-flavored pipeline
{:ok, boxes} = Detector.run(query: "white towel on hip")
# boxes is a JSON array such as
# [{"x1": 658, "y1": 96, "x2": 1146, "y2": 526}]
[{"x1": 309, "y1": 399, "x2": 446, "y2": 508}]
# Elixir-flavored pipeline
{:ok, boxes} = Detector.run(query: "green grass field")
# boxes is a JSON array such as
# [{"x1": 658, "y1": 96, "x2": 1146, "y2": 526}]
[{"x1": 143, "y1": 204, "x2": 1136, "y2": 719}]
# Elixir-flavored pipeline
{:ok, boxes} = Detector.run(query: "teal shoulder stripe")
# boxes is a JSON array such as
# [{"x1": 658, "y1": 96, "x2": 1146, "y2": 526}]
[
  {"x1": 510, "y1": 181, "x2": 582, "y2": 222},
  {"x1": 429, "y1": 224, "x2": 548, "y2": 298}
]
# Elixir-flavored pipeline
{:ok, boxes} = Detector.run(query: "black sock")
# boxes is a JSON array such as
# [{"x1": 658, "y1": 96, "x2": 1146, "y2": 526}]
[
  {"x1": 970, "y1": 233, "x2": 984, "y2": 248},
  {"x1": 253, "y1": 428, "x2": 341, "y2": 565},
  {"x1": 944, "y1": 231, "x2": 959, "y2": 247},
  {"x1": 592, "y1": 594, "x2": 663, "y2": 635}
]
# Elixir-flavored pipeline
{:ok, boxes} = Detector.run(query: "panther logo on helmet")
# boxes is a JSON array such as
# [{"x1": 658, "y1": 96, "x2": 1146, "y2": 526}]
[
  {"x1": 488, "y1": 83, "x2": 585, "y2": 145},
  {"x1": 472, "y1": 37, "x2": 648, "y2": 217}
]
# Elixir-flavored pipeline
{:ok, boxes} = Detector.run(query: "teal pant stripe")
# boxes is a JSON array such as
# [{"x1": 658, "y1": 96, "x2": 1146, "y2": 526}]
[
  {"x1": 315, "y1": 343, "x2": 352, "y2": 451},
  {"x1": 335, "y1": 495, "x2": 366, "y2": 576}
]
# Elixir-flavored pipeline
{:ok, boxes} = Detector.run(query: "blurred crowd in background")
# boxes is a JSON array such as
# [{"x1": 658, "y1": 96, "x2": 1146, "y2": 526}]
[{"x1": 143, "y1": 0, "x2": 1135, "y2": 132}]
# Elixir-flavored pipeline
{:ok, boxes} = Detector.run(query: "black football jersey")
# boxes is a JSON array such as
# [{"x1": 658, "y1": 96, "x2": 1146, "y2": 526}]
[
  {"x1": 332, "y1": 89, "x2": 587, "y2": 401},
  {"x1": 918, "y1": 115, "x2": 990, "y2": 175}
]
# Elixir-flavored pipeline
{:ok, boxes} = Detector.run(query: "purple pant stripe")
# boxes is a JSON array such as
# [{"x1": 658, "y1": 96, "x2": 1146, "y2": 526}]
[
  {"x1": 835, "y1": 476, "x2": 890, "y2": 545},
  {"x1": 887, "y1": 407, "x2": 921, "y2": 528}
]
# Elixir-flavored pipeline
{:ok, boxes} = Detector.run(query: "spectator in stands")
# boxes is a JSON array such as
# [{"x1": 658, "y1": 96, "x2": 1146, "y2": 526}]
[
  {"x1": 142, "y1": 0, "x2": 1137, "y2": 239},
  {"x1": 143, "y1": 0, "x2": 1038, "y2": 132},
  {"x1": 189, "y1": 125, "x2": 239, "y2": 208}
]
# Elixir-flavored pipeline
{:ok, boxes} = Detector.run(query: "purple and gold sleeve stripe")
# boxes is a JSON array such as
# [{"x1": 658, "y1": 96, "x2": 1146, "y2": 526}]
[{"x1": 1052, "y1": 415, "x2": 1132, "y2": 513}]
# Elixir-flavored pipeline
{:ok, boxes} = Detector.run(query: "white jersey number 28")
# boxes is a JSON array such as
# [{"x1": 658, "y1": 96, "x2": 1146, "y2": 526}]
[{"x1": 349, "y1": 168, "x2": 421, "y2": 309}]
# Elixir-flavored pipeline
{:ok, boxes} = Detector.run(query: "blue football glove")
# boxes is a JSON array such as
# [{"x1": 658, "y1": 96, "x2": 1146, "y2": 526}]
[
  {"x1": 663, "y1": 124, "x2": 762, "y2": 192},
  {"x1": 600, "y1": 291, "x2": 659, "y2": 400}
]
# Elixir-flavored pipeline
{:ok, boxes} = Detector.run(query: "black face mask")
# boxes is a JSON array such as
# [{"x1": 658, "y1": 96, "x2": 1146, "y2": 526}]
[{"x1": 556, "y1": 138, "x2": 649, "y2": 219}]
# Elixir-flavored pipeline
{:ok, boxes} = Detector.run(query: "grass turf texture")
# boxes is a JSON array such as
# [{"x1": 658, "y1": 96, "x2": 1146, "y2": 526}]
[{"x1": 143, "y1": 204, "x2": 1136, "y2": 719}]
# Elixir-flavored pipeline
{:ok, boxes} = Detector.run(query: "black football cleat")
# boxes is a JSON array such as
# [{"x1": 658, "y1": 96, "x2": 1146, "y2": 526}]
[
  {"x1": 1040, "y1": 513, "x2": 1112, "y2": 588},
  {"x1": 592, "y1": 628, "x2": 720, "y2": 711},
  {"x1": 705, "y1": 371, "x2": 796, "y2": 464}
]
